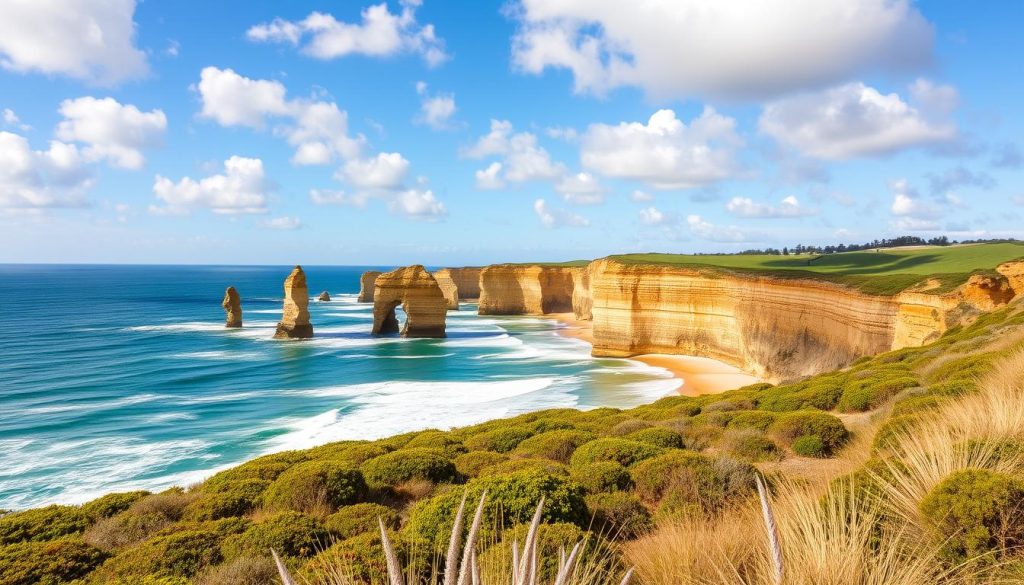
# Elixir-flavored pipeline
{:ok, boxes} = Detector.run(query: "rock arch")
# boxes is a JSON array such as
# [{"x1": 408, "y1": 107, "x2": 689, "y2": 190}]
[{"x1": 371, "y1": 265, "x2": 447, "y2": 338}]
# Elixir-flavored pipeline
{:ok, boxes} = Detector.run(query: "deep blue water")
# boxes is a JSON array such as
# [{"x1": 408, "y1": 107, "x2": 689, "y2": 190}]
[{"x1": 0, "y1": 265, "x2": 679, "y2": 510}]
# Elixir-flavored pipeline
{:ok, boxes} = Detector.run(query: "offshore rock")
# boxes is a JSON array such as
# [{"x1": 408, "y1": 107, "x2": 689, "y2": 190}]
[
  {"x1": 318, "y1": 290, "x2": 331, "y2": 302},
  {"x1": 222, "y1": 286, "x2": 242, "y2": 328},
  {"x1": 358, "y1": 271, "x2": 382, "y2": 303},
  {"x1": 437, "y1": 267, "x2": 482, "y2": 299},
  {"x1": 371, "y1": 265, "x2": 447, "y2": 338},
  {"x1": 273, "y1": 265, "x2": 313, "y2": 339},
  {"x1": 433, "y1": 270, "x2": 460, "y2": 310}
]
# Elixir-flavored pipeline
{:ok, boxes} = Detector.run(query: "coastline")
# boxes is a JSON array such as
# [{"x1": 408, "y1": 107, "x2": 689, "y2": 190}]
[{"x1": 546, "y1": 312, "x2": 760, "y2": 397}]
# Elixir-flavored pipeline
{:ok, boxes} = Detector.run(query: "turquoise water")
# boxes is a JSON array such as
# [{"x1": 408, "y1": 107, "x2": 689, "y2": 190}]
[{"x1": 0, "y1": 265, "x2": 680, "y2": 510}]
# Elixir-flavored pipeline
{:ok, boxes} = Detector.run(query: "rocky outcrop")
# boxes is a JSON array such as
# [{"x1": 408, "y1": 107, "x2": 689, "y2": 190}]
[
  {"x1": 318, "y1": 291, "x2": 331, "y2": 302},
  {"x1": 436, "y1": 267, "x2": 482, "y2": 299},
  {"x1": 358, "y1": 271, "x2": 382, "y2": 303},
  {"x1": 478, "y1": 265, "x2": 581, "y2": 315},
  {"x1": 997, "y1": 261, "x2": 1024, "y2": 295},
  {"x1": 274, "y1": 266, "x2": 313, "y2": 340},
  {"x1": 432, "y1": 270, "x2": 460, "y2": 310},
  {"x1": 371, "y1": 265, "x2": 447, "y2": 338},
  {"x1": 222, "y1": 286, "x2": 242, "y2": 328}
]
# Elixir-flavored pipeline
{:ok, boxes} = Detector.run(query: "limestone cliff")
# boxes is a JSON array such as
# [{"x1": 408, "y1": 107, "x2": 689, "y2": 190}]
[
  {"x1": 222, "y1": 286, "x2": 242, "y2": 328},
  {"x1": 274, "y1": 266, "x2": 313, "y2": 340},
  {"x1": 432, "y1": 270, "x2": 460, "y2": 310},
  {"x1": 371, "y1": 265, "x2": 447, "y2": 338},
  {"x1": 478, "y1": 265, "x2": 580, "y2": 315},
  {"x1": 436, "y1": 267, "x2": 482, "y2": 299},
  {"x1": 358, "y1": 271, "x2": 382, "y2": 303}
]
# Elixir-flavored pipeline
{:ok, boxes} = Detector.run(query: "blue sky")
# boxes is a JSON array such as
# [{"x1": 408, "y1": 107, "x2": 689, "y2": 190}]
[{"x1": 0, "y1": 0, "x2": 1021, "y2": 265}]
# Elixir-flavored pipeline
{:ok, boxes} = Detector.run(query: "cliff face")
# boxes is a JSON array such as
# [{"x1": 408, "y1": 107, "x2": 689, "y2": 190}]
[
  {"x1": 372, "y1": 265, "x2": 447, "y2": 338},
  {"x1": 222, "y1": 286, "x2": 242, "y2": 328},
  {"x1": 274, "y1": 266, "x2": 313, "y2": 339},
  {"x1": 358, "y1": 271, "x2": 382, "y2": 303},
  {"x1": 436, "y1": 267, "x2": 482, "y2": 299},
  {"x1": 432, "y1": 270, "x2": 460, "y2": 310},
  {"x1": 477, "y1": 265, "x2": 579, "y2": 315}
]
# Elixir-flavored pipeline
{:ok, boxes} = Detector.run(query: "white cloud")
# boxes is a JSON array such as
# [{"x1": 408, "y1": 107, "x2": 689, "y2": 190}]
[
  {"x1": 340, "y1": 152, "x2": 410, "y2": 189},
  {"x1": 686, "y1": 214, "x2": 751, "y2": 242},
  {"x1": 0, "y1": 131, "x2": 93, "y2": 209},
  {"x1": 56, "y1": 97, "x2": 166, "y2": 170},
  {"x1": 534, "y1": 198, "x2": 589, "y2": 228},
  {"x1": 150, "y1": 156, "x2": 270, "y2": 215},
  {"x1": 463, "y1": 119, "x2": 566, "y2": 183},
  {"x1": 630, "y1": 190, "x2": 653, "y2": 202},
  {"x1": 474, "y1": 162, "x2": 505, "y2": 190},
  {"x1": 511, "y1": 0, "x2": 933, "y2": 100},
  {"x1": 263, "y1": 216, "x2": 302, "y2": 230},
  {"x1": 309, "y1": 189, "x2": 370, "y2": 208},
  {"x1": 759, "y1": 81, "x2": 957, "y2": 159},
  {"x1": 0, "y1": 0, "x2": 147, "y2": 85},
  {"x1": 725, "y1": 195, "x2": 815, "y2": 218},
  {"x1": 555, "y1": 172, "x2": 604, "y2": 204},
  {"x1": 414, "y1": 81, "x2": 456, "y2": 130},
  {"x1": 196, "y1": 67, "x2": 364, "y2": 166},
  {"x1": 580, "y1": 108, "x2": 741, "y2": 189},
  {"x1": 638, "y1": 206, "x2": 671, "y2": 225},
  {"x1": 247, "y1": 2, "x2": 448, "y2": 67},
  {"x1": 888, "y1": 178, "x2": 942, "y2": 231},
  {"x1": 389, "y1": 188, "x2": 446, "y2": 220}
]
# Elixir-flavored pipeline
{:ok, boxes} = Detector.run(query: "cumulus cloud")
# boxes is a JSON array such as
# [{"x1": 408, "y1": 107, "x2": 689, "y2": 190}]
[
  {"x1": 580, "y1": 108, "x2": 742, "y2": 189},
  {"x1": 196, "y1": 67, "x2": 363, "y2": 165},
  {"x1": 686, "y1": 214, "x2": 752, "y2": 242},
  {"x1": 339, "y1": 152, "x2": 410, "y2": 189},
  {"x1": 150, "y1": 156, "x2": 271, "y2": 215},
  {"x1": 0, "y1": 131, "x2": 93, "y2": 209},
  {"x1": 725, "y1": 195, "x2": 815, "y2": 218},
  {"x1": 759, "y1": 81, "x2": 957, "y2": 159},
  {"x1": 415, "y1": 82, "x2": 456, "y2": 130},
  {"x1": 630, "y1": 190, "x2": 653, "y2": 202},
  {"x1": 0, "y1": 0, "x2": 148, "y2": 85},
  {"x1": 389, "y1": 188, "x2": 446, "y2": 220},
  {"x1": 555, "y1": 172, "x2": 604, "y2": 204},
  {"x1": 638, "y1": 206, "x2": 672, "y2": 226},
  {"x1": 888, "y1": 178, "x2": 942, "y2": 231},
  {"x1": 534, "y1": 198, "x2": 589, "y2": 228},
  {"x1": 474, "y1": 162, "x2": 505, "y2": 190},
  {"x1": 510, "y1": 0, "x2": 933, "y2": 100},
  {"x1": 309, "y1": 189, "x2": 370, "y2": 207},
  {"x1": 463, "y1": 119, "x2": 566, "y2": 183},
  {"x1": 247, "y1": 2, "x2": 448, "y2": 67},
  {"x1": 56, "y1": 97, "x2": 166, "y2": 169},
  {"x1": 262, "y1": 216, "x2": 302, "y2": 230}
]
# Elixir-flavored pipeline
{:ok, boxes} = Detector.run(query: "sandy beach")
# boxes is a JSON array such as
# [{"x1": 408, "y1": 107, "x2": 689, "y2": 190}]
[{"x1": 546, "y1": 313, "x2": 760, "y2": 397}]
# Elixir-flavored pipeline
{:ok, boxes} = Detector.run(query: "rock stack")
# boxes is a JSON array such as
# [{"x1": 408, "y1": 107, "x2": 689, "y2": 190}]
[
  {"x1": 432, "y1": 270, "x2": 460, "y2": 310},
  {"x1": 274, "y1": 266, "x2": 313, "y2": 339},
  {"x1": 358, "y1": 271, "x2": 382, "y2": 302},
  {"x1": 222, "y1": 286, "x2": 242, "y2": 328},
  {"x1": 318, "y1": 290, "x2": 331, "y2": 302},
  {"x1": 371, "y1": 265, "x2": 447, "y2": 338}
]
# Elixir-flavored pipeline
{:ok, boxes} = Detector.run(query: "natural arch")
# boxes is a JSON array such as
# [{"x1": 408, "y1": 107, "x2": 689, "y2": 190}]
[{"x1": 371, "y1": 265, "x2": 447, "y2": 338}]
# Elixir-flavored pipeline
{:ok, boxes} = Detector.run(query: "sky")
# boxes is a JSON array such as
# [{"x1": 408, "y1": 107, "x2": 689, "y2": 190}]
[{"x1": 0, "y1": 0, "x2": 1022, "y2": 265}]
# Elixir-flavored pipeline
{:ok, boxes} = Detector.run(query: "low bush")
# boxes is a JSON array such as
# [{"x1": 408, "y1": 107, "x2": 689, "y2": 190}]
[
  {"x1": 0, "y1": 537, "x2": 107, "y2": 585},
  {"x1": 769, "y1": 410, "x2": 849, "y2": 456},
  {"x1": 80, "y1": 491, "x2": 150, "y2": 521},
  {"x1": 837, "y1": 373, "x2": 918, "y2": 412},
  {"x1": 464, "y1": 426, "x2": 535, "y2": 453},
  {"x1": 453, "y1": 451, "x2": 508, "y2": 477},
  {"x1": 0, "y1": 504, "x2": 88, "y2": 545},
  {"x1": 478, "y1": 457, "x2": 569, "y2": 478},
  {"x1": 222, "y1": 511, "x2": 328, "y2": 560},
  {"x1": 630, "y1": 451, "x2": 717, "y2": 505},
  {"x1": 184, "y1": 479, "x2": 269, "y2": 521},
  {"x1": 723, "y1": 430, "x2": 782, "y2": 462},
  {"x1": 792, "y1": 435, "x2": 827, "y2": 457},
  {"x1": 756, "y1": 374, "x2": 847, "y2": 412},
  {"x1": 624, "y1": 427, "x2": 683, "y2": 449},
  {"x1": 725, "y1": 411, "x2": 777, "y2": 432},
  {"x1": 360, "y1": 448, "x2": 457, "y2": 489},
  {"x1": 193, "y1": 556, "x2": 278, "y2": 585},
  {"x1": 263, "y1": 461, "x2": 367, "y2": 513},
  {"x1": 609, "y1": 419, "x2": 654, "y2": 436},
  {"x1": 569, "y1": 438, "x2": 664, "y2": 468},
  {"x1": 130, "y1": 489, "x2": 198, "y2": 521},
  {"x1": 920, "y1": 469, "x2": 1024, "y2": 564},
  {"x1": 586, "y1": 492, "x2": 653, "y2": 539},
  {"x1": 324, "y1": 503, "x2": 400, "y2": 540},
  {"x1": 569, "y1": 462, "x2": 632, "y2": 494},
  {"x1": 98, "y1": 518, "x2": 247, "y2": 580},
  {"x1": 84, "y1": 509, "x2": 173, "y2": 551},
  {"x1": 403, "y1": 431, "x2": 467, "y2": 457},
  {"x1": 202, "y1": 451, "x2": 309, "y2": 492},
  {"x1": 513, "y1": 429, "x2": 596, "y2": 462}
]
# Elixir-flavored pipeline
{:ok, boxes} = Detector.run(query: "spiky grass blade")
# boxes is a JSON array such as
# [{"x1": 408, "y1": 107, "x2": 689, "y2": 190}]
[
  {"x1": 618, "y1": 567, "x2": 634, "y2": 585},
  {"x1": 379, "y1": 517, "x2": 405, "y2": 585},
  {"x1": 271, "y1": 548, "x2": 298, "y2": 585},
  {"x1": 456, "y1": 490, "x2": 488, "y2": 585},
  {"x1": 756, "y1": 473, "x2": 783, "y2": 585},
  {"x1": 553, "y1": 541, "x2": 582, "y2": 585},
  {"x1": 444, "y1": 492, "x2": 469, "y2": 585},
  {"x1": 515, "y1": 497, "x2": 545, "y2": 585}
]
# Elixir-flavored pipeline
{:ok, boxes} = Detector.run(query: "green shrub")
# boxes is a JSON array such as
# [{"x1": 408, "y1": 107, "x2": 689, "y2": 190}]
[
  {"x1": 184, "y1": 480, "x2": 269, "y2": 520},
  {"x1": 726, "y1": 411, "x2": 777, "y2": 432},
  {"x1": 407, "y1": 470, "x2": 588, "y2": 547},
  {"x1": 326, "y1": 443, "x2": 394, "y2": 465},
  {"x1": 479, "y1": 458, "x2": 569, "y2": 478},
  {"x1": 84, "y1": 509, "x2": 173, "y2": 551},
  {"x1": 360, "y1": 448, "x2": 457, "y2": 489},
  {"x1": 872, "y1": 414, "x2": 921, "y2": 452},
  {"x1": 792, "y1": 435, "x2": 827, "y2": 457},
  {"x1": 724, "y1": 430, "x2": 782, "y2": 462},
  {"x1": 920, "y1": 469, "x2": 1024, "y2": 564},
  {"x1": 756, "y1": 375, "x2": 846, "y2": 412},
  {"x1": 464, "y1": 426, "x2": 535, "y2": 453},
  {"x1": 263, "y1": 461, "x2": 367, "y2": 513},
  {"x1": 193, "y1": 556, "x2": 278, "y2": 585},
  {"x1": 0, "y1": 505, "x2": 88, "y2": 545},
  {"x1": 609, "y1": 419, "x2": 654, "y2": 436},
  {"x1": 98, "y1": 519, "x2": 247, "y2": 580},
  {"x1": 630, "y1": 451, "x2": 717, "y2": 505},
  {"x1": 769, "y1": 411, "x2": 849, "y2": 456},
  {"x1": 624, "y1": 427, "x2": 683, "y2": 449},
  {"x1": 324, "y1": 503, "x2": 400, "y2": 540},
  {"x1": 890, "y1": 393, "x2": 942, "y2": 417},
  {"x1": 80, "y1": 491, "x2": 150, "y2": 521},
  {"x1": 569, "y1": 438, "x2": 664, "y2": 468},
  {"x1": 402, "y1": 431, "x2": 467, "y2": 457},
  {"x1": 838, "y1": 374, "x2": 919, "y2": 412},
  {"x1": 0, "y1": 537, "x2": 107, "y2": 585},
  {"x1": 585, "y1": 492, "x2": 653, "y2": 539},
  {"x1": 203, "y1": 451, "x2": 309, "y2": 492},
  {"x1": 222, "y1": 512, "x2": 328, "y2": 560},
  {"x1": 569, "y1": 462, "x2": 632, "y2": 494},
  {"x1": 513, "y1": 429, "x2": 596, "y2": 462},
  {"x1": 453, "y1": 451, "x2": 508, "y2": 477}
]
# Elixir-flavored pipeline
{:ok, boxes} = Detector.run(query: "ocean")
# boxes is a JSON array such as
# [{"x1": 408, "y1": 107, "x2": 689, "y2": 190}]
[{"x1": 0, "y1": 265, "x2": 680, "y2": 510}]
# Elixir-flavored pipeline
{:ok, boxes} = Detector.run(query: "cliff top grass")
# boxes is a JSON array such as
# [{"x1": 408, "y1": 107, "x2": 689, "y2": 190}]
[{"x1": 610, "y1": 242, "x2": 1024, "y2": 295}]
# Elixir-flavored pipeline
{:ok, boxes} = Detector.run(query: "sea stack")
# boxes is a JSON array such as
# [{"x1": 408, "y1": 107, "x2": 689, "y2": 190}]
[
  {"x1": 357, "y1": 271, "x2": 382, "y2": 302},
  {"x1": 318, "y1": 290, "x2": 331, "y2": 302},
  {"x1": 371, "y1": 265, "x2": 447, "y2": 338},
  {"x1": 222, "y1": 286, "x2": 242, "y2": 328},
  {"x1": 274, "y1": 266, "x2": 313, "y2": 339},
  {"x1": 432, "y1": 270, "x2": 460, "y2": 310}
]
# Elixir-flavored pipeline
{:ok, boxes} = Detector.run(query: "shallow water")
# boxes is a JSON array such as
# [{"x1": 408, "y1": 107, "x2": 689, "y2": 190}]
[{"x1": 0, "y1": 265, "x2": 679, "y2": 510}]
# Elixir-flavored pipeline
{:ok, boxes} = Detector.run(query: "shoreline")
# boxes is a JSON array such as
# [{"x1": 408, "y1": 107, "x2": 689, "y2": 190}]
[{"x1": 545, "y1": 312, "x2": 760, "y2": 397}]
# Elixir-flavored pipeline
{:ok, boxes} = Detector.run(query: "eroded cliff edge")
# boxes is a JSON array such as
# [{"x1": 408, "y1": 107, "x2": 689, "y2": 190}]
[{"x1": 476, "y1": 258, "x2": 1024, "y2": 382}]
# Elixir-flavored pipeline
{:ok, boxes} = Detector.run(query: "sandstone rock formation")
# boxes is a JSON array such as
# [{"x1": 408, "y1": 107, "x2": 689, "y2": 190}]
[
  {"x1": 222, "y1": 286, "x2": 242, "y2": 328},
  {"x1": 432, "y1": 270, "x2": 460, "y2": 310},
  {"x1": 997, "y1": 260, "x2": 1024, "y2": 295},
  {"x1": 318, "y1": 290, "x2": 331, "y2": 302},
  {"x1": 477, "y1": 265, "x2": 580, "y2": 315},
  {"x1": 371, "y1": 265, "x2": 446, "y2": 338},
  {"x1": 358, "y1": 271, "x2": 382, "y2": 303},
  {"x1": 274, "y1": 266, "x2": 313, "y2": 339},
  {"x1": 436, "y1": 267, "x2": 482, "y2": 299}
]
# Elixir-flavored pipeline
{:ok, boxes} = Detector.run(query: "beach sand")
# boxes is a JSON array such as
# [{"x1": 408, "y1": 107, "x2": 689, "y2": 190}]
[{"x1": 546, "y1": 313, "x2": 760, "y2": 397}]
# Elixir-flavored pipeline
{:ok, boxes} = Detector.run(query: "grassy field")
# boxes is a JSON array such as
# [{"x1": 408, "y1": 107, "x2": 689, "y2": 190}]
[{"x1": 611, "y1": 242, "x2": 1024, "y2": 295}]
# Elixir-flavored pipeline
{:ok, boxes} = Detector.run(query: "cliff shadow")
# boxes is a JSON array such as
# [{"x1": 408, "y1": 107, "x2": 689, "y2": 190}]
[
  {"x1": 760, "y1": 253, "x2": 942, "y2": 276},
  {"x1": 539, "y1": 271, "x2": 575, "y2": 314},
  {"x1": 372, "y1": 300, "x2": 402, "y2": 335}
]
